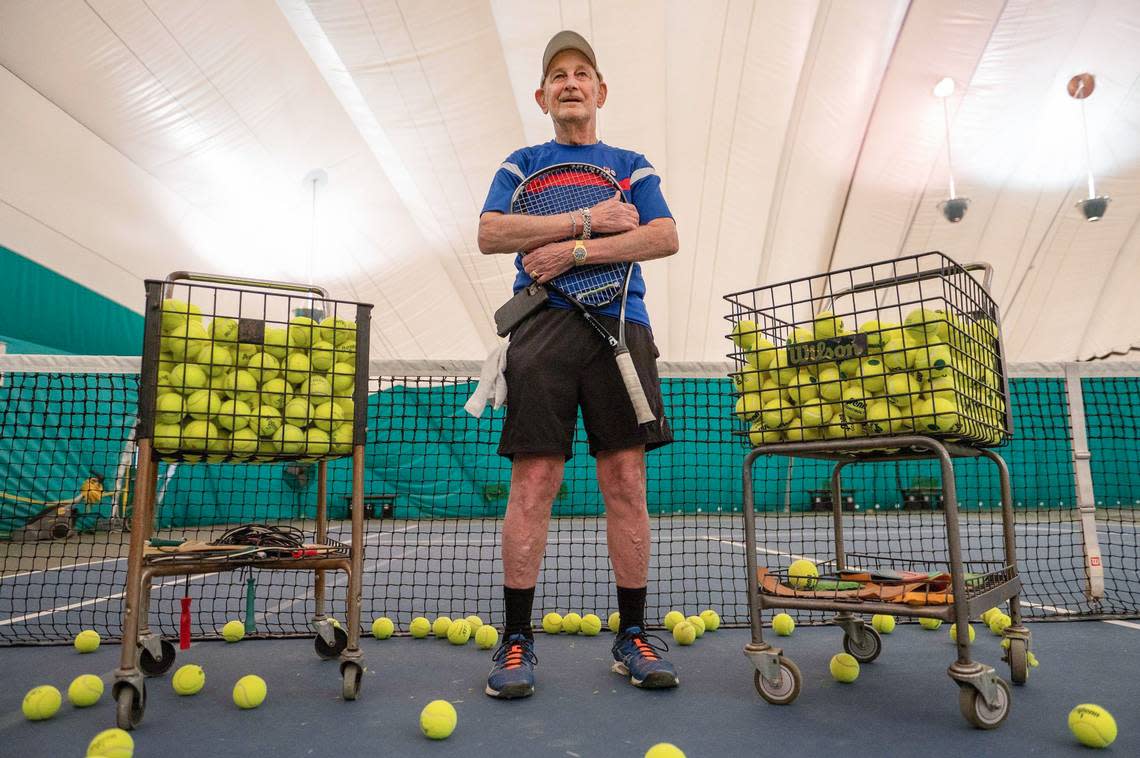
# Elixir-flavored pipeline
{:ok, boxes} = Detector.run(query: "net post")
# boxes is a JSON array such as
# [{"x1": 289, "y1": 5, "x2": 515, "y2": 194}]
[{"x1": 1063, "y1": 363, "x2": 1105, "y2": 601}]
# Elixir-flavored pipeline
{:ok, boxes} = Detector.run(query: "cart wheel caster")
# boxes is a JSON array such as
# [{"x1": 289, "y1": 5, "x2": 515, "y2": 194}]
[
  {"x1": 843, "y1": 627, "x2": 882, "y2": 663},
  {"x1": 959, "y1": 678, "x2": 1011, "y2": 729},
  {"x1": 340, "y1": 661, "x2": 363, "y2": 701},
  {"x1": 113, "y1": 682, "x2": 146, "y2": 730},
  {"x1": 753, "y1": 658, "x2": 801, "y2": 705},
  {"x1": 139, "y1": 639, "x2": 177, "y2": 676},
  {"x1": 1006, "y1": 638, "x2": 1028, "y2": 684},
  {"x1": 315, "y1": 627, "x2": 349, "y2": 660}
]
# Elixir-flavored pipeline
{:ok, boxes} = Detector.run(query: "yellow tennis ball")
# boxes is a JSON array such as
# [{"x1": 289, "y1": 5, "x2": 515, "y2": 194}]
[
  {"x1": 663, "y1": 610, "x2": 686, "y2": 631},
  {"x1": 222, "y1": 620, "x2": 245, "y2": 642},
  {"x1": 475, "y1": 625, "x2": 499, "y2": 650},
  {"x1": 1027, "y1": 651, "x2": 1040, "y2": 668},
  {"x1": 772, "y1": 613, "x2": 795, "y2": 636},
  {"x1": 672, "y1": 621, "x2": 696, "y2": 646},
  {"x1": 580, "y1": 614, "x2": 602, "y2": 636},
  {"x1": 980, "y1": 607, "x2": 1001, "y2": 625},
  {"x1": 68, "y1": 674, "x2": 104, "y2": 707},
  {"x1": 172, "y1": 664, "x2": 205, "y2": 696},
  {"x1": 371, "y1": 617, "x2": 394, "y2": 639},
  {"x1": 22, "y1": 685, "x2": 62, "y2": 720},
  {"x1": 562, "y1": 612, "x2": 582, "y2": 634},
  {"x1": 410, "y1": 617, "x2": 431, "y2": 638},
  {"x1": 699, "y1": 609, "x2": 721, "y2": 631},
  {"x1": 919, "y1": 617, "x2": 943, "y2": 630},
  {"x1": 464, "y1": 615, "x2": 483, "y2": 631},
  {"x1": 447, "y1": 620, "x2": 472, "y2": 645},
  {"x1": 871, "y1": 614, "x2": 896, "y2": 634},
  {"x1": 420, "y1": 699, "x2": 457, "y2": 740},
  {"x1": 787, "y1": 559, "x2": 819, "y2": 589},
  {"x1": 685, "y1": 615, "x2": 706, "y2": 638},
  {"x1": 988, "y1": 613, "x2": 1012, "y2": 636},
  {"x1": 432, "y1": 616, "x2": 452, "y2": 638},
  {"x1": 645, "y1": 743, "x2": 687, "y2": 758},
  {"x1": 542, "y1": 612, "x2": 563, "y2": 634},
  {"x1": 86, "y1": 727, "x2": 134, "y2": 757},
  {"x1": 829, "y1": 653, "x2": 860, "y2": 683},
  {"x1": 608, "y1": 611, "x2": 621, "y2": 633},
  {"x1": 232, "y1": 674, "x2": 267, "y2": 709},
  {"x1": 949, "y1": 623, "x2": 975, "y2": 643},
  {"x1": 75, "y1": 629, "x2": 101, "y2": 653},
  {"x1": 1068, "y1": 704, "x2": 1117, "y2": 748}
]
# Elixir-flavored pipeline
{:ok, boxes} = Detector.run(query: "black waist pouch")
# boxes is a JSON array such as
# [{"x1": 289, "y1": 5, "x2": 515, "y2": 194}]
[{"x1": 494, "y1": 284, "x2": 549, "y2": 337}]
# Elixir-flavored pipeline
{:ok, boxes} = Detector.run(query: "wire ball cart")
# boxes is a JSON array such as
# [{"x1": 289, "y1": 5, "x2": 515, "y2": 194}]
[
  {"x1": 111, "y1": 272, "x2": 372, "y2": 729},
  {"x1": 724, "y1": 252, "x2": 1031, "y2": 729}
]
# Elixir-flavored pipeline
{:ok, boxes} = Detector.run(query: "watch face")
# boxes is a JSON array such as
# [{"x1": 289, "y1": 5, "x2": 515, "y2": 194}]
[{"x1": 573, "y1": 243, "x2": 587, "y2": 263}]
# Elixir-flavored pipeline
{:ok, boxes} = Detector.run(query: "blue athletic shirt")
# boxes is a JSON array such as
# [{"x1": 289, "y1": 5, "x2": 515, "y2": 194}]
[{"x1": 480, "y1": 141, "x2": 673, "y2": 329}]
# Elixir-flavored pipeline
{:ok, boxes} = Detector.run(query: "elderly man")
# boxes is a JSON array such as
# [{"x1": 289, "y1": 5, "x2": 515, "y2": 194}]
[{"x1": 476, "y1": 30, "x2": 680, "y2": 699}]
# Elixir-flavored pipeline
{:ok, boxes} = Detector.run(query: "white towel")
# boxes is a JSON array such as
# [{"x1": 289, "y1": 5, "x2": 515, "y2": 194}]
[{"x1": 464, "y1": 343, "x2": 509, "y2": 418}]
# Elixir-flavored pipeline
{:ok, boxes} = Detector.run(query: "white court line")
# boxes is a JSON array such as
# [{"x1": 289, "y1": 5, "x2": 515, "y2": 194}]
[
  {"x1": 702, "y1": 537, "x2": 814, "y2": 563},
  {"x1": 1020, "y1": 601, "x2": 1077, "y2": 615},
  {"x1": 1, "y1": 556, "x2": 125, "y2": 582},
  {"x1": 0, "y1": 572, "x2": 217, "y2": 627},
  {"x1": 1104, "y1": 620, "x2": 1140, "y2": 630}
]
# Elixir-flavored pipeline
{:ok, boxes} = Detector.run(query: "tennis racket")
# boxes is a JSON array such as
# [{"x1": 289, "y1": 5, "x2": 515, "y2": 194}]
[{"x1": 509, "y1": 162, "x2": 655, "y2": 424}]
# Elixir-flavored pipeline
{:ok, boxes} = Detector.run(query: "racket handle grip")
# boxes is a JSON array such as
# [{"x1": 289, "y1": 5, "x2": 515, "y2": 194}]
[
  {"x1": 614, "y1": 349, "x2": 655, "y2": 425},
  {"x1": 179, "y1": 597, "x2": 191, "y2": 650}
]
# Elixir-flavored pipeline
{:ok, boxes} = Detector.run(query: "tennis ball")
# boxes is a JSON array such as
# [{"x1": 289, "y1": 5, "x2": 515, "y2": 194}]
[
  {"x1": 734, "y1": 392, "x2": 764, "y2": 423},
  {"x1": 22, "y1": 685, "x2": 61, "y2": 720},
  {"x1": 153, "y1": 422, "x2": 183, "y2": 452},
  {"x1": 745, "y1": 338, "x2": 777, "y2": 372},
  {"x1": 464, "y1": 615, "x2": 483, "y2": 631},
  {"x1": 185, "y1": 389, "x2": 222, "y2": 420},
  {"x1": 980, "y1": 607, "x2": 1001, "y2": 625},
  {"x1": 730, "y1": 319, "x2": 758, "y2": 351},
  {"x1": 319, "y1": 316, "x2": 356, "y2": 346},
  {"x1": 645, "y1": 743, "x2": 686, "y2": 758},
  {"x1": 164, "y1": 321, "x2": 209, "y2": 361},
  {"x1": 731, "y1": 369, "x2": 763, "y2": 395},
  {"x1": 260, "y1": 326, "x2": 289, "y2": 360},
  {"x1": 244, "y1": 352, "x2": 281, "y2": 383},
  {"x1": 799, "y1": 402, "x2": 834, "y2": 428},
  {"x1": 580, "y1": 613, "x2": 602, "y2": 636},
  {"x1": 788, "y1": 326, "x2": 814, "y2": 344},
  {"x1": 155, "y1": 392, "x2": 187, "y2": 425},
  {"x1": 215, "y1": 399, "x2": 252, "y2": 431},
  {"x1": 329, "y1": 362, "x2": 355, "y2": 395},
  {"x1": 304, "y1": 427, "x2": 330, "y2": 458},
  {"x1": 283, "y1": 352, "x2": 312, "y2": 386},
  {"x1": 663, "y1": 610, "x2": 685, "y2": 631},
  {"x1": 161, "y1": 298, "x2": 194, "y2": 332},
  {"x1": 208, "y1": 316, "x2": 238, "y2": 343},
  {"x1": 258, "y1": 377, "x2": 292, "y2": 411},
  {"x1": 858, "y1": 320, "x2": 888, "y2": 350},
  {"x1": 220, "y1": 368, "x2": 258, "y2": 403},
  {"x1": 871, "y1": 614, "x2": 896, "y2": 634},
  {"x1": 817, "y1": 366, "x2": 843, "y2": 401},
  {"x1": 672, "y1": 621, "x2": 696, "y2": 646},
  {"x1": 68, "y1": 674, "x2": 104, "y2": 707},
  {"x1": 165, "y1": 362, "x2": 208, "y2": 394},
  {"x1": 699, "y1": 609, "x2": 721, "y2": 631},
  {"x1": 222, "y1": 620, "x2": 245, "y2": 642},
  {"x1": 787, "y1": 559, "x2": 818, "y2": 589},
  {"x1": 685, "y1": 615, "x2": 706, "y2": 638},
  {"x1": 171, "y1": 664, "x2": 205, "y2": 696},
  {"x1": 229, "y1": 427, "x2": 258, "y2": 457},
  {"x1": 309, "y1": 341, "x2": 336, "y2": 372},
  {"x1": 87, "y1": 728, "x2": 134, "y2": 757},
  {"x1": 988, "y1": 613, "x2": 1012, "y2": 636},
  {"x1": 447, "y1": 619, "x2": 472, "y2": 645},
  {"x1": 311, "y1": 401, "x2": 345, "y2": 432},
  {"x1": 1068, "y1": 704, "x2": 1117, "y2": 748},
  {"x1": 288, "y1": 316, "x2": 319, "y2": 349},
  {"x1": 330, "y1": 423, "x2": 354, "y2": 455},
  {"x1": 420, "y1": 699, "x2": 457, "y2": 740},
  {"x1": 432, "y1": 616, "x2": 452, "y2": 638},
  {"x1": 470, "y1": 625, "x2": 496, "y2": 650},
  {"x1": 75, "y1": 629, "x2": 101, "y2": 653},
  {"x1": 371, "y1": 617, "x2": 394, "y2": 639},
  {"x1": 562, "y1": 612, "x2": 582, "y2": 634},
  {"x1": 949, "y1": 622, "x2": 975, "y2": 643},
  {"x1": 197, "y1": 343, "x2": 235, "y2": 378},
  {"x1": 299, "y1": 375, "x2": 333, "y2": 403},
  {"x1": 251, "y1": 405, "x2": 282, "y2": 438},
  {"x1": 772, "y1": 613, "x2": 795, "y2": 636},
  {"x1": 608, "y1": 612, "x2": 621, "y2": 633},
  {"x1": 273, "y1": 424, "x2": 306, "y2": 455},
  {"x1": 813, "y1": 310, "x2": 843, "y2": 339},
  {"x1": 786, "y1": 369, "x2": 820, "y2": 404},
  {"x1": 410, "y1": 617, "x2": 431, "y2": 638},
  {"x1": 1028, "y1": 651, "x2": 1039, "y2": 668},
  {"x1": 749, "y1": 420, "x2": 783, "y2": 446},
  {"x1": 829, "y1": 653, "x2": 859, "y2": 683},
  {"x1": 858, "y1": 357, "x2": 887, "y2": 394},
  {"x1": 904, "y1": 307, "x2": 944, "y2": 340},
  {"x1": 283, "y1": 397, "x2": 313, "y2": 427},
  {"x1": 760, "y1": 397, "x2": 795, "y2": 430},
  {"x1": 232, "y1": 674, "x2": 266, "y2": 709},
  {"x1": 881, "y1": 337, "x2": 913, "y2": 373},
  {"x1": 913, "y1": 342, "x2": 952, "y2": 380},
  {"x1": 542, "y1": 612, "x2": 563, "y2": 634},
  {"x1": 919, "y1": 617, "x2": 943, "y2": 630},
  {"x1": 841, "y1": 387, "x2": 868, "y2": 422}
]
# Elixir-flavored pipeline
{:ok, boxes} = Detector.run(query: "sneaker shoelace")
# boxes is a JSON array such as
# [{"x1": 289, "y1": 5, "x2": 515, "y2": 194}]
[
  {"x1": 621, "y1": 628, "x2": 670, "y2": 661},
  {"x1": 492, "y1": 637, "x2": 538, "y2": 670}
]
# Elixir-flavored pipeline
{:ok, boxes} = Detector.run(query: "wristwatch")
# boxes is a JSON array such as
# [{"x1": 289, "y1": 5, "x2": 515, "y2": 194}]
[{"x1": 572, "y1": 241, "x2": 588, "y2": 266}]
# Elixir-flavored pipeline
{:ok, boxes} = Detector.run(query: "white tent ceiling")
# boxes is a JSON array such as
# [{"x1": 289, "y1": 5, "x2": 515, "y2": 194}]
[{"x1": 1, "y1": 0, "x2": 1137, "y2": 362}]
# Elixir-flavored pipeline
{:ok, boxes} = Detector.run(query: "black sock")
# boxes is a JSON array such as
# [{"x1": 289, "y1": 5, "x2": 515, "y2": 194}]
[
  {"x1": 503, "y1": 586, "x2": 535, "y2": 639},
  {"x1": 616, "y1": 586, "x2": 647, "y2": 632}
]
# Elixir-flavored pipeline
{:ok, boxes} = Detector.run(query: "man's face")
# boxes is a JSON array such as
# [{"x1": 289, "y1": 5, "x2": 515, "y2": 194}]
[{"x1": 535, "y1": 49, "x2": 606, "y2": 124}]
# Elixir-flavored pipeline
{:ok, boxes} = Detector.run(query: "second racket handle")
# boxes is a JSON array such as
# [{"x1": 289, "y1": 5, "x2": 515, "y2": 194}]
[{"x1": 614, "y1": 349, "x2": 656, "y2": 425}]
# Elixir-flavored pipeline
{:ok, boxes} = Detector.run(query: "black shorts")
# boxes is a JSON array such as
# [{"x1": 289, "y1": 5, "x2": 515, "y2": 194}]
[{"x1": 498, "y1": 307, "x2": 673, "y2": 459}]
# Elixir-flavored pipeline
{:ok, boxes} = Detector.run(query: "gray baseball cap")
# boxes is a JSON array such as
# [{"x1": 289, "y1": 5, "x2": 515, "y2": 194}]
[{"x1": 542, "y1": 30, "x2": 597, "y2": 78}]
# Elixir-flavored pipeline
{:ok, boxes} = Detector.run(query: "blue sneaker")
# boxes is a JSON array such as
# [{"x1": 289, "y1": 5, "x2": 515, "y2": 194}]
[
  {"x1": 485, "y1": 633, "x2": 537, "y2": 699},
  {"x1": 611, "y1": 626, "x2": 679, "y2": 689}
]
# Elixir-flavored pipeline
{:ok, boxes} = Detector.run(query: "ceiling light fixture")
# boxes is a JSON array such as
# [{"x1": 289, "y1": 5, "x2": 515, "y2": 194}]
[{"x1": 1068, "y1": 73, "x2": 1110, "y2": 222}]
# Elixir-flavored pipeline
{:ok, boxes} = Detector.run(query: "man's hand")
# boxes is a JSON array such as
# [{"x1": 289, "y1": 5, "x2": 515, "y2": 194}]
[
  {"x1": 521, "y1": 242, "x2": 575, "y2": 284},
  {"x1": 588, "y1": 192, "x2": 639, "y2": 234}
]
